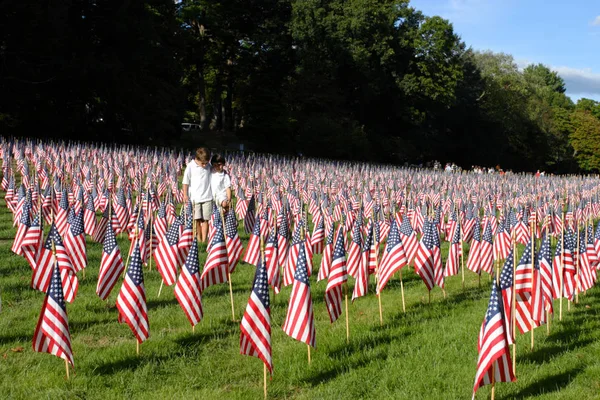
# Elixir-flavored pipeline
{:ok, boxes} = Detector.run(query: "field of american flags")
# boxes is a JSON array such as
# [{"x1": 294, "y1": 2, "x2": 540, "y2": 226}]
[
  {"x1": 0, "y1": 198, "x2": 599, "y2": 399},
  {"x1": 2, "y1": 140, "x2": 600, "y2": 399}
]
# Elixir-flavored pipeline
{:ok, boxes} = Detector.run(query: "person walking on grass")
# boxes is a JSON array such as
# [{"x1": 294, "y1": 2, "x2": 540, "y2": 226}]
[
  {"x1": 182, "y1": 147, "x2": 213, "y2": 243},
  {"x1": 210, "y1": 154, "x2": 232, "y2": 213}
]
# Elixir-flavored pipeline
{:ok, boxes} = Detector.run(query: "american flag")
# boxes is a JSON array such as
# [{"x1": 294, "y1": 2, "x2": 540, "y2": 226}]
[
  {"x1": 493, "y1": 218, "x2": 511, "y2": 261},
  {"x1": 65, "y1": 209, "x2": 87, "y2": 273},
  {"x1": 399, "y1": 217, "x2": 418, "y2": 264},
  {"x1": 577, "y1": 234, "x2": 594, "y2": 292},
  {"x1": 466, "y1": 218, "x2": 482, "y2": 274},
  {"x1": 200, "y1": 213, "x2": 229, "y2": 292},
  {"x1": 154, "y1": 201, "x2": 168, "y2": 241},
  {"x1": 318, "y1": 222, "x2": 335, "y2": 282},
  {"x1": 325, "y1": 226, "x2": 347, "y2": 323},
  {"x1": 114, "y1": 188, "x2": 129, "y2": 234},
  {"x1": 472, "y1": 281, "x2": 515, "y2": 398},
  {"x1": 311, "y1": 213, "x2": 325, "y2": 254},
  {"x1": 55, "y1": 190, "x2": 69, "y2": 236},
  {"x1": 178, "y1": 215, "x2": 193, "y2": 262},
  {"x1": 32, "y1": 263, "x2": 74, "y2": 367},
  {"x1": 515, "y1": 240, "x2": 533, "y2": 293},
  {"x1": 282, "y1": 244, "x2": 316, "y2": 347},
  {"x1": 224, "y1": 210, "x2": 243, "y2": 273},
  {"x1": 283, "y1": 220, "x2": 303, "y2": 287},
  {"x1": 244, "y1": 216, "x2": 262, "y2": 266},
  {"x1": 96, "y1": 222, "x2": 125, "y2": 300},
  {"x1": 537, "y1": 234, "x2": 553, "y2": 314},
  {"x1": 116, "y1": 243, "x2": 149, "y2": 343},
  {"x1": 22, "y1": 211, "x2": 42, "y2": 269},
  {"x1": 11, "y1": 192, "x2": 31, "y2": 256},
  {"x1": 244, "y1": 196, "x2": 256, "y2": 234},
  {"x1": 83, "y1": 195, "x2": 96, "y2": 236},
  {"x1": 479, "y1": 222, "x2": 494, "y2": 275},
  {"x1": 175, "y1": 238, "x2": 203, "y2": 327},
  {"x1": 346, "y1": 217, "x2": 363, "y2": 279},
  {"x1": 444, "y1": 220, "x2": 461, "y2": 278},
  {"x1": 92, "y1": 205, "x2": 110, "y2": 243},
  {"x1": 277, "y1": 208, "x2": 290, "y2": 268},
  {"x1": 264, "y1": 228, "x2": 281, "y2": 293},
  {"x1": 562, "y1": 229, "x2": 576, "y2": 300},
  {"x1": 240, "y1": 255, "x2": 272, "y2": 374},
  {"x1": 414, "y1": 220, "x2": 443, "y2": 291},
  {"x1": 551, "y1": 235, "x2": 563, "y2": 299},
  {"x1": 378, "y1": 219, "x2": 407, "y2": 292},
  {"x1": 354, "y1": 222, "x2": 375, "y2": 301}
]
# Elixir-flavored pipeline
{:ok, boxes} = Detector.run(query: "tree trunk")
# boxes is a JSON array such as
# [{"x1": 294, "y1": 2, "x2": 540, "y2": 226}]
[
  {"x1": 224, "y1": 58, "x2": 234, "y2": 131},
  {"x1": 197, "y1": 62, "x2": 206, "y2": 129},
  {"x1": 210, "y1": 73, "x2": 223, "y2": 131}
]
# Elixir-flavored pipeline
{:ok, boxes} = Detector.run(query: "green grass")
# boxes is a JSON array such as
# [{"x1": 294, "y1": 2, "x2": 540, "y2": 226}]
[{"x1": 0, "y1": 199, "x2": 599, "y2": 400}]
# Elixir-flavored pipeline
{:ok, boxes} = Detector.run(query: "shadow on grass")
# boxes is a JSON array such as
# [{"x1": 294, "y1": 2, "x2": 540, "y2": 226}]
[
  {"x1": 506, "y1": 366, "x2": 585, "y2": 399},
  {"x1": 146, "y1": 297, "x2": 179, "y2": 310},
  {"x1": 306, "y1": 344, "x2": 391, "y2": 386},
  {"x1": 69, "y1": 317, "x2": 113, "y2": 334},
  {"x1": 93, "y1": 353, "x2": 169, "y2": 375},
  {"x1": 0, "y1": 333, "x2": 30, "y2": 345},
  {"x1": 174, "y1": 319, "x2": 238, "y2": 349},
  {"x1": 202, "y1": 283, "x2": 250, "y2": 299}
]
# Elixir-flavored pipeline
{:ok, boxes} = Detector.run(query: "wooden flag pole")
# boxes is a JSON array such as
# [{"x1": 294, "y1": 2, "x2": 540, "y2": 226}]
[
  {"x1": 376, "y1": 250, "x2": 383, "y2": 326},
  {"x1": 511, "y1": 235, "x2": 517, "y2": 376},
  {"x1": 344, "y1": 283, "x2": 350, "y2": 344},
  {"x1": 575, "y1": 225, "x2": 580, "y2": 305},
  {"x1": 559, "y1": 212, "x2": 565, "y2": 320},
  {"x1": 530, "y1": 220, "x2": 535, "y2": 352},
  {"x1": 136, "y1": 339, "x2": 140, "y2": 355},
  {"x1": 222, "y1": 208, "x2": 236, "y2": 322},
  {"x1": 65, "y1": 359, "x2": 70, "y2": 380},
  {"x1": 157, "y1": 280, "x2": 164, "y2": 298},
  {"x1": 263, "y1": 363, "x2": 268, "y2": 399}
]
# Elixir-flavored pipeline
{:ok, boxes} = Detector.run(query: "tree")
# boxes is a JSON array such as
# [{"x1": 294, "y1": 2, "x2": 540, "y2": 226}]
[{"x1": 570, "y1": 110, "x2": 600, "y2": 172}]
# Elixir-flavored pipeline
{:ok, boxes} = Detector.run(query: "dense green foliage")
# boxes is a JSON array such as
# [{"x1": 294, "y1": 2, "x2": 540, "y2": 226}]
[{"x1": 2, "y1": 0, "x2": 600, "y2": 171}]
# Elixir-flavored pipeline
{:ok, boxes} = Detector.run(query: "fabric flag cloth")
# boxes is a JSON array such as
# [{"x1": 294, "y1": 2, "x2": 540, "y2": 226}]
[
  {"x1": 346, "y1": 217, "x2": 363, "y2": 278},
  {"x1": 414, "y1": 220, "x2": 444, "y2": 291},
  {"x1": 444, "y1": 220, "x2": 461, "y2": 278},
  {"x1": 325, "y1": 226, "x2": 347, "y2": 323},
  {"x1": 499, "y1": 249, "x2": 515, "y2": 345},
  {"x1": 537, "y1": 234, "x2": 553, "y2": 316},
  {"x1": 244, "y1": 216, "x2": 262, "y2": 266},
  {"x1": 264, "y1": 228, "x2": 282, "y2": 293},
  {"x1": 317, "y1": 223, "x2": 335, "y2": 282},
  {"x1": 32, "y1": 263, "x2": 74, "y2": 367},
  {"x1": 399, "y1": 217, "x2": 418, "y2": 264},
  {"x1": 200, "y1": 212, "x2": 229, "y2": 292},
  {"x1": 466, "y1": 219, "x2": 482, "y2": 274},
  {"x1": 377, "y1": 219, "x2": 408, "y2": 293},
  {"x1": 22, "y1": 211, "x2": 43, "y2": 269},
  {"x1": 514, "y1": 239, "x2": 540, "y2": 334},
  {"x1": 282, "y1": 244, "x2": 316, "y2": 347},
  {"x1": 65, "y1": 209, "x2": 87, "y2": 273},
  {"x1": 353, "y1": 222, "x2": 374, "y2": 301},
  {"x1": 116, "y1": 243, "x2": 149, "y2": 343},
  {"x1": 224, "y1": 210, "x2": 243, "y2": 273},
  {"x1": 96, "y1": 222, "x2": 125, "y2": 300},
  {"x1": 240, "y1": 255, "x2": 273, "y2": 374},
  {"x1": 154, "y1": 217, "x2": 181, "y2": 286},
  {"x1": 174, "y1": 238, "x2": 203, "y2": 327},
  {"x1": 472, "y1": 280, "x2": 515, "y2": 399}
]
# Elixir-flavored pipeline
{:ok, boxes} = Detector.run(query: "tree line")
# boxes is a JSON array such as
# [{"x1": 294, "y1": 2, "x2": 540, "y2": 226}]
[{"x1": 1, "y1": 0, "x2": 599, "y2": 172}]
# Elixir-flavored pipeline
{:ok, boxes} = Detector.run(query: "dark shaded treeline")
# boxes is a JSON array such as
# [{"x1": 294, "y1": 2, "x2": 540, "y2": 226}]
[{"x1": 1, "y1": 0, "x2": 599, "y2": 171}]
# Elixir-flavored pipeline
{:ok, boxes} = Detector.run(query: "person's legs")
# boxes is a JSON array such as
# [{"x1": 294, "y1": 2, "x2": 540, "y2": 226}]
[
  {"x1": 195, "y1": 219, "x2": 202, "y2": 242},
  {"x1": 200, "y1": 220, "x2": 209, "y2": 243}
]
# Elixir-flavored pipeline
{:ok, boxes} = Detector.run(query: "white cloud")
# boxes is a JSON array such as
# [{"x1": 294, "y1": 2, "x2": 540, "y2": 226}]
[
  {"x1": 591, "y1": 16, "x2": 600, "y2": 26},
  {"x1": 552, "y1": 66, "x2": 600, "y2": 98}
]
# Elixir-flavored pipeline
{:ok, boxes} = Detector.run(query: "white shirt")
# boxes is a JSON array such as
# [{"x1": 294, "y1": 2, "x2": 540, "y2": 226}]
[
  {"x1": 182, "y1": 160, "x2": 212, "y2": 203},
  {"x1": 211, "y1": 171, "x2": 231, "y2": 204}
]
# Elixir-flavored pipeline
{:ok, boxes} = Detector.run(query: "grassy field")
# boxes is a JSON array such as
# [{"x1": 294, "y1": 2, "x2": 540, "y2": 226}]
[{"x1": 0, "y1": 197, "x2": 599, "y2": 400}]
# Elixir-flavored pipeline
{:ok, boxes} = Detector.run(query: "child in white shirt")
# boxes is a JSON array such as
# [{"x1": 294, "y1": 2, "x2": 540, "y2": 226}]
[{"x1": 210, "y1": 154, "x2": 231, "y2": 212}]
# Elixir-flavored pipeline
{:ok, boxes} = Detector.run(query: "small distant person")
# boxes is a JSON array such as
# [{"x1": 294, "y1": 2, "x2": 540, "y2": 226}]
[
  {"x1": 535, "y1": 170, "x2": 541, "y2": 178},
  {"x1": 182, "y1": 147, "x2": 213, "y2": 243},
  {"x1": 210, "y1": 154, "x2": 232, "y2": 213}
]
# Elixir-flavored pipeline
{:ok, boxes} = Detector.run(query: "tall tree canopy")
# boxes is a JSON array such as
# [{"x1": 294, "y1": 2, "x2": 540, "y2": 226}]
[{"x1": 1, "y1": 0, "x2": 597, "y2": 172}]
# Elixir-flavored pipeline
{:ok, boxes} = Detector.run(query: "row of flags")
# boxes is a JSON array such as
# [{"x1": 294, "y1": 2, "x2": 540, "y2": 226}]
[{"x1": 2, "y1": 137, "x2": 599, "y2": 395}]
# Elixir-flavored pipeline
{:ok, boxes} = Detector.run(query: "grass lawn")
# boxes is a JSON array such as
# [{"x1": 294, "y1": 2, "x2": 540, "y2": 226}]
[{"x1": 0, "y1": 196, "x2": 599, "y2": 399}]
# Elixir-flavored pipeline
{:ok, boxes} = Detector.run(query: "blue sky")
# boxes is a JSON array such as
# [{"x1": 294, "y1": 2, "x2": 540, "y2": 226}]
[{"x1": 409, "y1": 0, "x2": 600, "y2": 102}]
